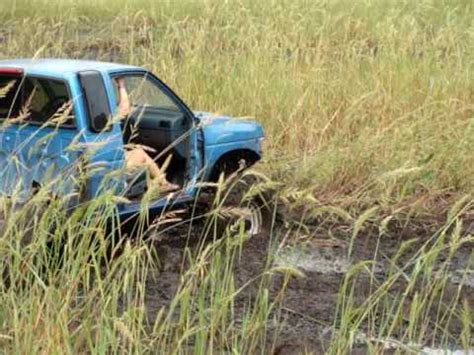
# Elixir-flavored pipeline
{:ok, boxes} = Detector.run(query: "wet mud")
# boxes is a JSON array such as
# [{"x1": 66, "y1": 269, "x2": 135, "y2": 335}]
[{"x1": 144, "y1": 218, "x2": 473, "y2": 353}]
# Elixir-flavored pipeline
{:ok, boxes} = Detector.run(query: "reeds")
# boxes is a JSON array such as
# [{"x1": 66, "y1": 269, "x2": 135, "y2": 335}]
[{"x1": 0, "y1": 0, "x2": 472, "y2": 352}]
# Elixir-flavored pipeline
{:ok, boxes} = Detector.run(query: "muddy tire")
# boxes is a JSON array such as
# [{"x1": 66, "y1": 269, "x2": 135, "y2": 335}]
[{"x1": 210, "y1": 172, "x2": 275, "y2": 237}]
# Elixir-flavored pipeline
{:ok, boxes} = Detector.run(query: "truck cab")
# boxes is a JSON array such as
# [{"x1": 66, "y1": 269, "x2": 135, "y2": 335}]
[{"x1": 0, "y1": 59, "x2": 264, "y2": 219}]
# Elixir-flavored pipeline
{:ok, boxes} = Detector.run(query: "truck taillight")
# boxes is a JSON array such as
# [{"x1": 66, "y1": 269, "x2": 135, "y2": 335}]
[{"x1": 0, "y1": 68, "x2": 23, "y2": 75}]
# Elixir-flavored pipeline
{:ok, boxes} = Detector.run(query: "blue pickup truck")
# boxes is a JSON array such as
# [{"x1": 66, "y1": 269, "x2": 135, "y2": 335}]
[{"x1": 0, "y1": 59, "x2": 265, "y2": 232}]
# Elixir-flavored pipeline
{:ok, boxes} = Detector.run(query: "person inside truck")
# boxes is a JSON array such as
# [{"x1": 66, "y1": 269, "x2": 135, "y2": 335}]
[{"x1": 115, "y1": 77, "x2": 179, "y2": 192}]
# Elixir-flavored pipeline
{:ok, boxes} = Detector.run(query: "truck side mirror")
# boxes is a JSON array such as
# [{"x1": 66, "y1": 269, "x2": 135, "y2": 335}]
[{"x1": 78, "y1": 70, "x2": 112, "y2": 132}]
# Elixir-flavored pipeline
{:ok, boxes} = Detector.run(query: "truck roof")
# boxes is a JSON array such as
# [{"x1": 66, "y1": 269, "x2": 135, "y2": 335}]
[{"x1": 0, "y1": 58, "x2": 142, "y2": 78}]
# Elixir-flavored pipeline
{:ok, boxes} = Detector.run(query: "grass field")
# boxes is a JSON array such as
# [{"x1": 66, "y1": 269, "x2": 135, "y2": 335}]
[{"x1": 0, "y1": 0, "x2": 472, "y2": 353}]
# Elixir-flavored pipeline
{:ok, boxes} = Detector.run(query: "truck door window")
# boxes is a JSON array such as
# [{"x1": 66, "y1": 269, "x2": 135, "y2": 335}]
[
  {"x1": 112, "y1": 74, "x2": 180, "y2": 112},
  {"x1": 0, "y1": 75, "x2": 74, "y2": 127},
  {"x1": 112, "y1": 73, "x2": 190, "y2": 158}
]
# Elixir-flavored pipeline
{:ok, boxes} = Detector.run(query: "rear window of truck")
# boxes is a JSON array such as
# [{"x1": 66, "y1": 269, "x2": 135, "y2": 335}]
[{"x1": 0, "y1": 75, "x2": 75, "y2": 127}]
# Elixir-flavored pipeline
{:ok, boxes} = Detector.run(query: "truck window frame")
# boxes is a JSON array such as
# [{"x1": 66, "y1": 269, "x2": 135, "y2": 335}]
[
  {"x1": 109, "y1": 70, "x2": 196, "y2": 124},
  {"x1": 0, "y1": 73, "x2": 77, "y2": 130}
]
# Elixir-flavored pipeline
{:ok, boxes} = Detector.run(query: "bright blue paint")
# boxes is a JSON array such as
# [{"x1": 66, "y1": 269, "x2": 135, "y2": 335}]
[
  {"x1": 195, "y1": 111, "x2": 264, "y2": 146},
  {"x1": 0, "y1": 58, "x2": 141, "y2": 78},
  {"x1": 0, "y1": 59, "x2": 265, "y2": 219}
]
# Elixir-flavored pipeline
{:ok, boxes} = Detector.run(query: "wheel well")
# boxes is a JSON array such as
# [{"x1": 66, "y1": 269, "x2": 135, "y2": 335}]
[
  {"x1": 31, "y1": 180, "x2": 41, "y2": 195},
  {"x1": 209, "y1": 149, "x2": 261, "y2": 182}
]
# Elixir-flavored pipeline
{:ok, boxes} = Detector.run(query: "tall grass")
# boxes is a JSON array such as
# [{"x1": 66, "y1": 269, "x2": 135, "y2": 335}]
[
  {"x1": 331, "y1": 199, "x2": 473, "y2": 353},
  {"x1": 1, "y1": 0, "x2": 472, "y2": 203},
  {"x1": 0, "y1": 168, "x2": 290, "y2": 353},
  {"x1": 0, "y1": 0, "x2": 472, "y2": 353},
  {"x1": 0, "y1": 179, "x2": 470, "y2": 353}
]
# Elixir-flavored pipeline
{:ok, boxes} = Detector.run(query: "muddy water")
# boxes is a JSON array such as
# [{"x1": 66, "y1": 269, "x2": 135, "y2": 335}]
[
  {"x1": 422, "y1": 348, "x2": 474, "y2": 354},
  {"x1": 275, "y1": 238, "x2": 474, "y2": 296},
  {"x1": 271, "y1": 231, "x2": 473, "y2": 352},
  {"x1": 277, "y1": 245, "x2": 473, "y2": 353},
  {"x1": 146, "y1": 222, "x2": 473, "y2": 353},
  {"x1": 275, "y1": 243, "x2": 351, "y2": 274}
]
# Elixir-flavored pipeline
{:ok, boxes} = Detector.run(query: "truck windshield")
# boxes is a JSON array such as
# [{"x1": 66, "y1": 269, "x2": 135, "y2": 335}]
[{"x1": 0, "y1": 74, "x2": 74, "y2": 126}]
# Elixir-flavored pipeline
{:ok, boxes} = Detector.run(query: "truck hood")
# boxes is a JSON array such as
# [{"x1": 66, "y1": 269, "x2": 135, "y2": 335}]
[{"x1": 194, "y1": 111, "x2": 264, "y2": 146}]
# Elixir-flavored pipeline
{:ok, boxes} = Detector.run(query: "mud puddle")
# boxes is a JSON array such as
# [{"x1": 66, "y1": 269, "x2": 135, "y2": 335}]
[
  {"x1": 275, "y1": 238, "x2": 474, "y2": 292},
  {"x1": 272, "y1": 231, "x2": 472, "y2": 352},
  {"x1": 275, "y1": 243, "x2": 352, "y2": 274},
  {"x1": 144, "y1": 222, "x2": 473, "y2": 353}
]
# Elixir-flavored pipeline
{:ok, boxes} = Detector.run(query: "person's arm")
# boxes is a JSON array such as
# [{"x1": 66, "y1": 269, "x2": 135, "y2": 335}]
[{"x1": 116, "y1": 77, "x2": 131, "y2": 119}]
